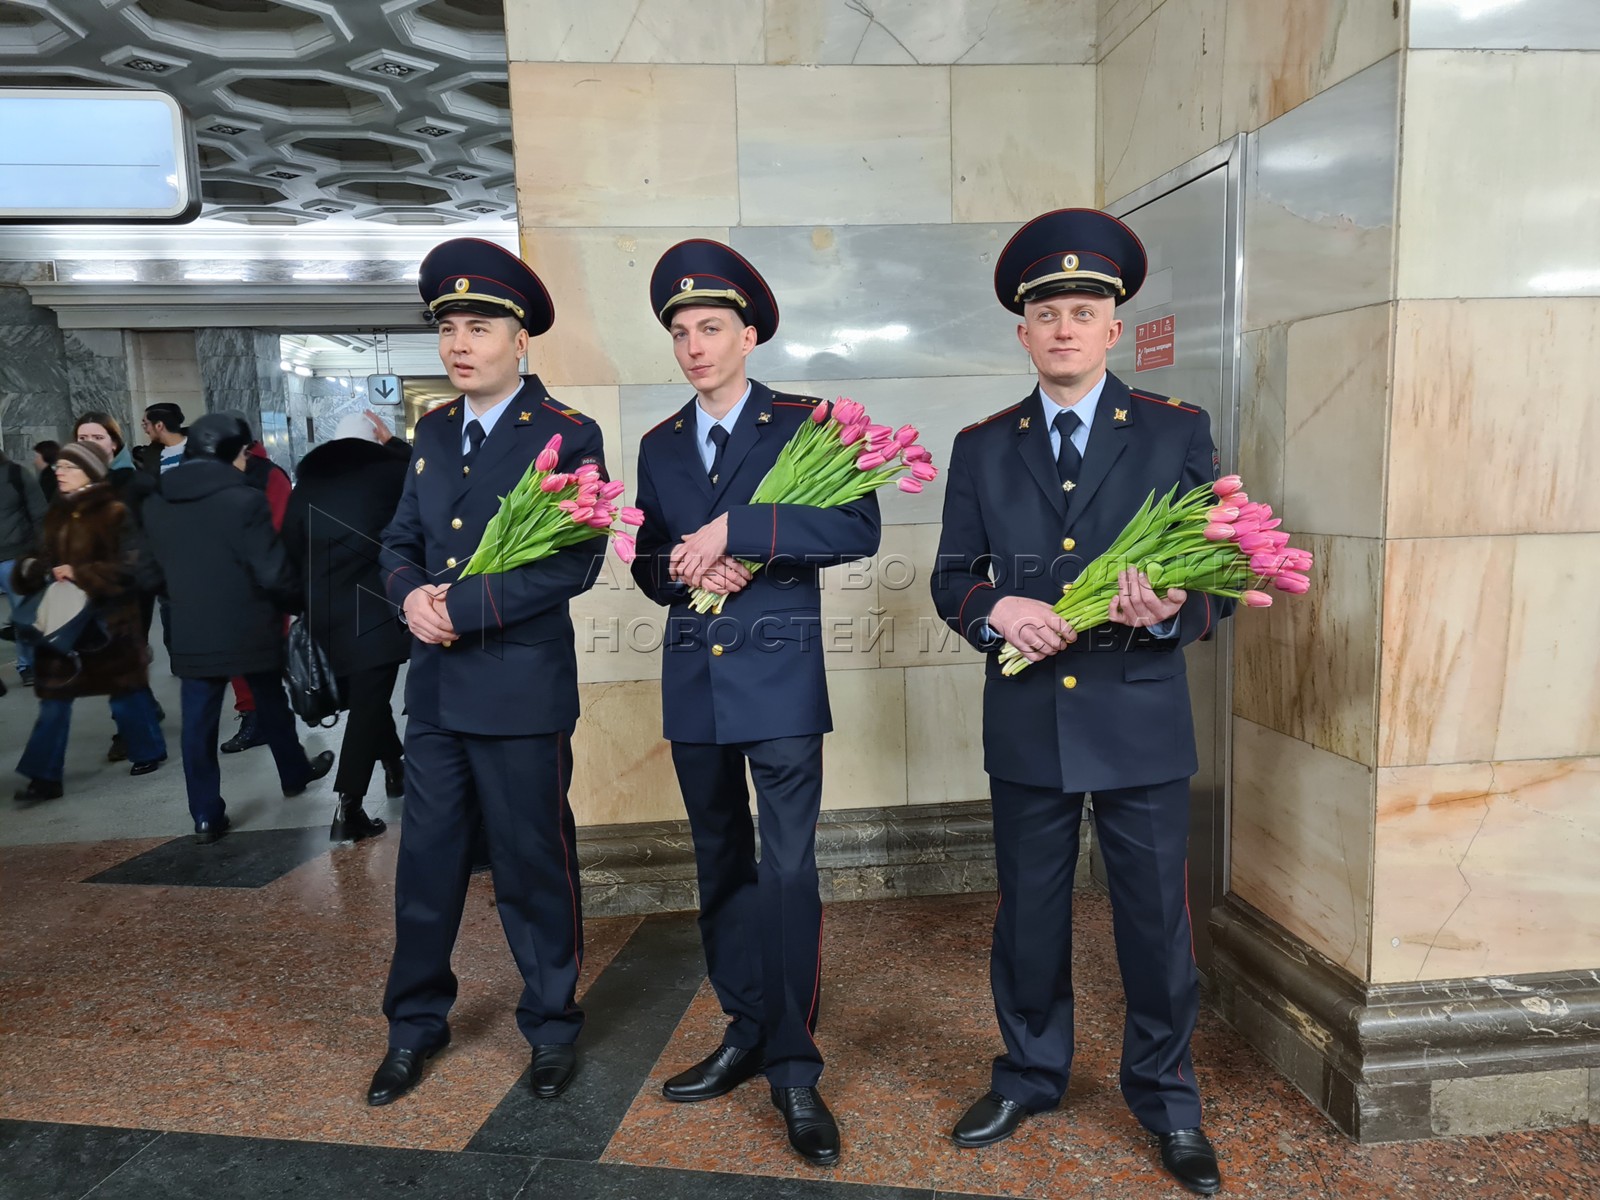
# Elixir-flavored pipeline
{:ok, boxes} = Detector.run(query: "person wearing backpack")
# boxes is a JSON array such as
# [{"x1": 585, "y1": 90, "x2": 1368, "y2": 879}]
[
  {"x1": 11, "y1": 441, "x2": 167, "y2": 802},
  {"x1": 1, "y1": 448, "x2": 48, "y2": 688}
]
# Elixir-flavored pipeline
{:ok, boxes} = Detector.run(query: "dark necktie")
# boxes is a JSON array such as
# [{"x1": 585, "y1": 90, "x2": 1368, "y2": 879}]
[
  {"x1": 1053, "y1": 410, "x2": 1083, "y2": 488},
  {"x1": 707, "y1": 424, "x2": 729, "y2": 484},
  {"x1": 463, "y1": 419, "x2": 486, "y2": 471}
]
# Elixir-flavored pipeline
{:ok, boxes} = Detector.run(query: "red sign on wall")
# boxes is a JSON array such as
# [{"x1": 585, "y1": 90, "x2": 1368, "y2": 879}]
[{"x1": 1134, "y1": 314, "x2": 1176, "y2": 372}]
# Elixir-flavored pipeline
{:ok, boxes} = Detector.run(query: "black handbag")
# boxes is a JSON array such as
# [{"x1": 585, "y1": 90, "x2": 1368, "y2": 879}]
[{"x1": 283, "y1": 617, "x2": 341, "y2": 728}]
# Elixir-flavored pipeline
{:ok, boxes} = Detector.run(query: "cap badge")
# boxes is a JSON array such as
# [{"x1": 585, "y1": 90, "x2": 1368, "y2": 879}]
[
  {"x1": 1062, "y1": 254, "x2": 1079, "y2": 271},
  {"x1": 679, "y1": 277, "x2": 694, "y2": 291},
  {"x1": 454, "y1": 277, "x2": 470, "y2": 293}
]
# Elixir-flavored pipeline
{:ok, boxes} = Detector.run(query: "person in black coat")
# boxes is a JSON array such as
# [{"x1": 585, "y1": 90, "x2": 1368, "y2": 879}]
[
  {"x1": 140, "y1": 414, "x2": 334, "y2": 843},
  {"x1": 281, "y1": 411, "x2": 412, "y2": 843}
]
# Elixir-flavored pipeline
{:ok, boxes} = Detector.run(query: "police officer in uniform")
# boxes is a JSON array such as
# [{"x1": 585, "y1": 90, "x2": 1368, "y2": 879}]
[
  {"x1": 365, "y1": 238, "x2": 608, "y2": 1107},
  {"x1": 630, "y1": 240, "x2": 881, "y2": 1166},
  {"x1": 931, "y1": 209, "x2": 1226, "y2": 1195}
]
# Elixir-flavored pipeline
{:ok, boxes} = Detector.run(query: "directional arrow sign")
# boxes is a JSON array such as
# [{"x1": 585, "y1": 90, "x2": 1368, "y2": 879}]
[{"x1": 366, "y1": 373, "x2": 402, "y2": 405}]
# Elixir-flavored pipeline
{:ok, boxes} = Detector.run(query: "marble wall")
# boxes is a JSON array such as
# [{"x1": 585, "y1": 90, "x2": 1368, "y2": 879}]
[
  {"x1": 0, "y1": 285, "x2": 70, "y2": 461},
  {"x1": 504, "y1": 0, "x2": 1098, "y2": 828},
  {"x1": 193, "y1": 329, "x2": 289, "y2": 456}
]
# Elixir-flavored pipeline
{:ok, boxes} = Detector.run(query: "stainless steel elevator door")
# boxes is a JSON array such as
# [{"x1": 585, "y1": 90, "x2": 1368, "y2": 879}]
[{"x1": 1103, "y1": 147, "x2": 1242, "y2": 974}]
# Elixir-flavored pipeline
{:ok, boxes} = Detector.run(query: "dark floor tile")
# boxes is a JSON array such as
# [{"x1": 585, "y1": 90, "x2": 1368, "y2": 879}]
[
  {"x1": 0, "y1": 1120, "x2": 160, "y2": 1200},
  {"x1": 84, "y1": 827, "x2": 331, "y2": 889},
  {"x1": 528, "y1": 1160, "x2": 933, "y2": 1199},
  {"x1": 466, "y1": 913, "x2": 707, "y2": 1161},
  {"x1": 81, "y1": 1131, "x2": 534, "y2": 1200}
]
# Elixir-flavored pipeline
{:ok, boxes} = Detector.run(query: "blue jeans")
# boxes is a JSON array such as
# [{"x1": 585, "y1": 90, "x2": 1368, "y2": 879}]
[
  {"x1": 180, "y1": 672, "x2": 310, "y2": 826},
  {"x1": 16, "y1": 689, "x2": 167, "y2": 784},
  {"x1": 0, "y1": 558, "x2": 41, "y2": 673}
]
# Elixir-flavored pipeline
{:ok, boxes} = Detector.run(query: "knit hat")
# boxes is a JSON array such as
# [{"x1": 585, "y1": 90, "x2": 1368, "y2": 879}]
[
  {"x1": 333, "y1": 412, "x2": 381, "y2": 442},
  {"x1": 58, "y1": 439, "x2": 111, "y2": 482}
]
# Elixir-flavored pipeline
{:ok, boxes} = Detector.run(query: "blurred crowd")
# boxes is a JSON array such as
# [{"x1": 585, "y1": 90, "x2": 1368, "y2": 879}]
[{"x1": 1, "y1": 404, "x2": 412, "y2": 845}]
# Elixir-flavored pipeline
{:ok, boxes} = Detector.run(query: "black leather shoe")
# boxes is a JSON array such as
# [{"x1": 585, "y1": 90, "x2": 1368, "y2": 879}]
[
  {"x1": 130, "y1": 756, "x2": 167, "y2": 777},
  {"x1": 952, "y1": 1091, "x2": 1030, "y2": 1148},
  {"x1": 663, "y1": 1043, "x2": 764, "y2": 1102},
  {"x1": 193, "y1": 813, "x2": 231, "y2": 845},
  {"x1": 330, "y1": 795, "x2": 387, "y2": 843},
  {"x1": 771, "y1": 1086, "x2": 840, "y2": 1167},
  {"x1": 529, "y1": 1043, "x2": 577, "y2": 1098},
  {"x1": 367, "y1": 1038, "x2": 448, "y2": 1107},
  {"x1": 383, "y1": 756, "x2": 405, "y2": 799},
  {"x1": 1159, "y1": 1128, "x2": 1221, "y2": 1196},
  {"x1": 13, "y1": 779, "x2": 63, "y2": 805},
  {"x1": 283, "y1": 750, "x2": 336, "y2": 797},
  {"x1": 107, "y1": 734, "x2": 127, "y2": 763}
]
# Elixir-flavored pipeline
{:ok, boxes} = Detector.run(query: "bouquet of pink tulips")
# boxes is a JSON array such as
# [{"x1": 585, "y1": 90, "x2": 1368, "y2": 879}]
[
  {"x1": 996, "y1": 474, "x2": 1312, "y2": 676},
  {"x1": 458, "y1": 433, "x2": 644, "y2": 578},
  {"x1": 688, "y1": 396, "x2": 938, "y2": 614}
]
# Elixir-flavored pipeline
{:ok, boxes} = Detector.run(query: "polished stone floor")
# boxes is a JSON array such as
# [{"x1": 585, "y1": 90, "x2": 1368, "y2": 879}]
[{"x1": 1, "y1": 654, "x2": 1596, "y2": 1199}]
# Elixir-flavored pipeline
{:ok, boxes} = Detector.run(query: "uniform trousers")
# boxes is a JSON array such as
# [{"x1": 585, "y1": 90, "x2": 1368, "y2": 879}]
[
  {"x1": 988, "y1": 775, "x2": 1202, "y2": 1133},
  {"x1": 383, "y1": 719, "x2": 583, "y2": 1052},
  {"x1": 332, "y1": 662, "x2": 403, "y2": 798},
  {"x1": 671, "y1": 734, "x2": 825, "y2": 1088}
]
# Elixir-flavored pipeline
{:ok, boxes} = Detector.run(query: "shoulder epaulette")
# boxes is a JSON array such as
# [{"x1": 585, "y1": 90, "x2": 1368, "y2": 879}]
[
  {"x1": 961, "y1": 403, "x2": 1023, "y2": 433},
  {"x1": 541, "y1": 400, "x2": 590, "y2": 425},
  {"x1": 418, "y1": 399, "x2": 457, "y2": 423},
  {"x1": 771, "y1": 396, "x2": 821, "y2": 409},
  {"x1": 645, "y1": 410, "x2": 683, "y2": 438},
  {"x1": 1129, "y1": 389, "x2": 1201, "y2": 415}
]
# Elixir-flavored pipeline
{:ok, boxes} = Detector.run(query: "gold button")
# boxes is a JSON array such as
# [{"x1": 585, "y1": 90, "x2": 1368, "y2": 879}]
[
  {"x1": 1061, "y1": 583, "x2": 1072, "y2": 594},
  {"x1": 462, "y1": 465, "x2": 470, "y2": 475},
  {"x1": 711, "y1": 644, "x2": 724, "y2": 656},
  {"x1": 1062, "y1": 537, "x2": 1075, "y2": 551},
  {"x1": 451, "y1": 517, "x2": 462, "y2": 530},
  {"x1": 1063, "y1": 675, "x2": 1077, "y2": 689},
  {"x1": 446, "y1": 557, "x2": 457, "y2": 568}
]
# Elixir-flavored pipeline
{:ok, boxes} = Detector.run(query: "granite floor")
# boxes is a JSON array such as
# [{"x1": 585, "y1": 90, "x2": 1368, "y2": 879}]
[{"x1": 1, "y1": 808, "x2": 1595, "y2": 1200}]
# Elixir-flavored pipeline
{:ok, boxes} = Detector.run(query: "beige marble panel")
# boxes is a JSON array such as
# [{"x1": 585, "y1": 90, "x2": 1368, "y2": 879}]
[
  {"x1": 951, "y1": 66, "x2": 1096, "y2": 223},
  {"x1": 569, "y1": 679, "x2": 682, "y2": 824},
  {"x1": 519, "y1": 227, "x2": 729, "y2": 387},
  {"x1": 1389, "y1": 299, "x2": 1600, "y2": 539},
  {"x1": 905, "y1": 662, "x2": 990, "y2": 805},
  {"x1": 766, "y1": 0, "x2": 1096, "y2": 66},
  {"x1": 507, "y1": 0, "x2": 764, "y2": 64},
  {"x1": 1097, "y1": 0, "x2": 1160, "y2": 61},
  {"x1": 1237, "y1": 323, "x2": 1286, "y2": 509},
  {"x1": 820, "y1": 667, "x2": 909, "y2": 810},
  {"x1": 1220, "y1": 0, "x2": 1401, "y2": 136},
  {"x1": 1380, "y1": 534, "x2": 1600, "y2": 766},
  {"x1": 1231, "y1": 718, "x2": 1374, "y2": 978},
  {"x1": 573, "y1": 555, "x2": 666, "y2": 684},
  {"x1": 509, "y1": 63, "x2": 738, "y2": 227},
  {"x1": 875, "y1": 523, "x2": 987, "y2": 670},
  {"x1": 1282, "y1": 304, "x2": 1390, "y2": 538},
  {"x1": 735, "y1": 66, "x2": 952, "y2": 226},
  {"x1": 1371, "y1": 756, "x2": 1600, "y2": 982},
  {"x1": 1099, "y1": 0, "x2": 1228, "y2": 202},
  {"x1": 1233, "y1": 534, "x2": 1381, "y2": 765},
  {"x1": 818, "y1": 554, "x2": 883, "y2": 672},
  {"x1": 1398, "y1": 51, "x2": 1600, "y2": 300}
]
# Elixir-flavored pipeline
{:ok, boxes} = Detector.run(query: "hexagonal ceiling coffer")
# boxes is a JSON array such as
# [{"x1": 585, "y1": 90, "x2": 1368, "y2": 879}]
[
  {"x1": 0, "y1": 1, "x2": 86, "y2": 57},
  {"x1": 121, "y1": 0, "x2": 352, "y2": 61},
  {"x1": 383, "y1": 0, "x2": 507, "y2": 64},
  {"x1": 331, "y1": 178, "x2": 452, "y2": 207},
  {"x1": 202, "y1": 177, "x2": 288, "y2": 206},
  {"x1": 208, "y1": 67, "x2": 399, "y2": 124},
  {"x1": 429, "y1": 69, "x2": 508, "y2": 126},
  {"x1": 282, "y1": 132, "x2": 432, "y2": 172}
]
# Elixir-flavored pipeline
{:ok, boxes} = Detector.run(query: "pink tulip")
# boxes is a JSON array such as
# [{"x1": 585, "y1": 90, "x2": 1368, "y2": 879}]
[
  {"x1": 574, "y1": 462, "x2": 601, "y2": 479},
  {"x1": 1207, "y1": 505, "x2": 1239, "y2": 523},
  {"x1": 1203, "y1": 523, "x2": 1236, "y2": 541},
  {"x1": 910, "y1": 461, "x2": 938, "y2": 481},
  {"x1": 866, "y1": 424, "x2": 893, "y2": 446},
  {"x1": 897, "y1": 478, "x2": 924, "y2": 493},
  {"x1": 1285, "y1": 549, "x2": 1314, "y2": 570},
  {"x1": 1214, "y1": 475, "x2": 1243, "y2": 497},
  {"x1": 833, "y1": 398, "x2": 865, "y2": 426},
  {"x1": 539, "y1": 472, "x2": 570, "y2": 493},
  {"x1": 811, "y1": 400, "x2": 830, "y2": 423},
  {"x1": 558, "y1": 499, "x2": 578, "y2": 513},
  {"x1": 856, "y1": 452, "x2": 889, "y2": 471},
  {"x1": 541, "y1": 433, "x2": 563, "y2": 459},
  {"x1": 620, "y1": 506, "x2": 645, "y2": 527},
  {"x1": 534, "y1": 446, "x2": 560, "y2": 473},
  {"x1": 1242, "y1": 590, "x2": 1273, "y2": 607},
  {"x1": 903, "y1": 444, "x2": 932, "y2": 464},
  {"x1": 1229, "y1": 491, "x2": 1249, "y2": 506},
  {"x1": 571, "y1": 505, "x2": 595, "y2": 523},
  {"x1": 589, "y1": 511, "x2": 615, "y2": 529},
  {"x1": 1249, "y1": 552, "x2": 1285, "y2": 576},
  {"x1": 599, "y1": 479, "x2": 626, "y2": 500},
  {"x1": 1273, "y1": 571, "x2": 1311, "y2": 594},
  {"x1": 612, "y1": 533, "x2": 637, "y2": 564},
  {"x1": 894, "y1": 424, "x2": 920, "y2": 446},
  {"x1": 840, "y1": 423, "x2": 865, "y2": 446}
]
